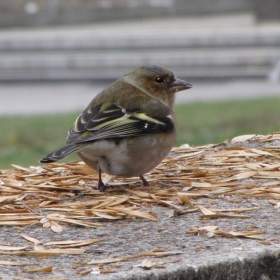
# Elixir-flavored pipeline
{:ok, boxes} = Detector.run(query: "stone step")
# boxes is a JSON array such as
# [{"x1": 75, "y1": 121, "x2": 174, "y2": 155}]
[
  {"x1": 0, "y1": 47, "x2": 278, "y2": 80},
  {"x1": 1, "y1": 31, "x2": 280, "y2": 51},
  {"x1": 1, "y1": 14, "x2": 280, "y2": 81},
  {"x1": 1, "y1": 48, "x2": 278, "y2": 68},
  {"x1": 0, "y1": 66, "x2": 271, "y2": 82}
]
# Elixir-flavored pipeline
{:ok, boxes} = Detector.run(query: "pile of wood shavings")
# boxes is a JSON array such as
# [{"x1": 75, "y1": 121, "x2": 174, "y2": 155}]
[{"x1": 0, "y1": 133, "x2": 280, "y2": 234}]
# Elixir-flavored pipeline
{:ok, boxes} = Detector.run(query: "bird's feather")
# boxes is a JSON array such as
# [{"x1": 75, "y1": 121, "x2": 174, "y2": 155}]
[
  {"x1": 40, "y1": 143, "x2": 84, "y2": 163},
  {"x1": 66, "y1": 103, "x2": 174, "y2": 145}
]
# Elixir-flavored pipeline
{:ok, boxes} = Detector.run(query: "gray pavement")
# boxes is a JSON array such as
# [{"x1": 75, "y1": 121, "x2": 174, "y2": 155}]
[{"x1": 1, "y1": 79, "x2": 280, "y2": 115}]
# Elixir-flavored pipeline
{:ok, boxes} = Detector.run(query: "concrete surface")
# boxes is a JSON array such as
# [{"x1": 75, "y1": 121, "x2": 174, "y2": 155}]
[
  {"x1": 0, "y1": 79, "x2": 280, "y2": 115},
  {"x1": 0, "y1": 148, "x2": 280, "y2": 279}
]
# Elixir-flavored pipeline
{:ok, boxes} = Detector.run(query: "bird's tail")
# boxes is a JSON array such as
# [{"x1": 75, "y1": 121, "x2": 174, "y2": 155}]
[{"x1": 40, "y1": 144, "x2": 83, "y2": 163}]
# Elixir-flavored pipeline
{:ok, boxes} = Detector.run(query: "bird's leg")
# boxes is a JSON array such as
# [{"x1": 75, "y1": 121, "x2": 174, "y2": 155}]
[
  {"x1": 96, "y1": 169, "x2": 116, "y2": 191},
  {"x1": 96, "y1": 169, "x2": 107, "y2": 192},
  {"x1": 139, "y1": 175, "x2": 150, "y2": 186}
]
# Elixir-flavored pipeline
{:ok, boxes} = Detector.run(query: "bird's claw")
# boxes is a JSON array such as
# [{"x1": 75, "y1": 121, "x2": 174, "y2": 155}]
[{"x1": 95, "y1": 183, "x2": 117, "y2": 192}]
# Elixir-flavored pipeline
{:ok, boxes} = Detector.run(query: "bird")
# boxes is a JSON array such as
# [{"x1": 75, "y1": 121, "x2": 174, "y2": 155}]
[{"x1": 40, "y1": 65, "x2": 192, "y2": 191}]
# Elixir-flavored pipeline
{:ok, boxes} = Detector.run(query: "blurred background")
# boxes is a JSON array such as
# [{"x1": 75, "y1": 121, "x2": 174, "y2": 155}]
[{"x1": 0, "y1": 0, "x2": 280, "y2": 169}]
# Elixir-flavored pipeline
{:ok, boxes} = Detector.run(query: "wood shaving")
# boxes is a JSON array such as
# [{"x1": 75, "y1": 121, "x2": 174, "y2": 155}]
[{"x1": 0, "y1": 133, "x2": 280, "y2": 233}]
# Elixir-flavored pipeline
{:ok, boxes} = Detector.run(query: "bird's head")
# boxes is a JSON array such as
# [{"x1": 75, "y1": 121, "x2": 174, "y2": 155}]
[{"x1": 124, "y1": 65, "x2": 192, "y2": 107}]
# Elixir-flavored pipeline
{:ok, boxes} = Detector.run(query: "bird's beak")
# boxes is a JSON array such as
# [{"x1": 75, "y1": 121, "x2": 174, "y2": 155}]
[{"x1": 170, "y1": 78, "x2": 192, "y2": 92}]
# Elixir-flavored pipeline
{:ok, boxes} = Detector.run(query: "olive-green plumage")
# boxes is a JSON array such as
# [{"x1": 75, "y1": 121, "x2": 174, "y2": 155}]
[{"x1": 40, "y1": 65, "x2": 192, "y2": 191}]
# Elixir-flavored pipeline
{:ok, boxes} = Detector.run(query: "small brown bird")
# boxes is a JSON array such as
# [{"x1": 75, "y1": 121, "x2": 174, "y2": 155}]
[{"x1": 40, "y1": 65, "x2": 192, "y2": 191}]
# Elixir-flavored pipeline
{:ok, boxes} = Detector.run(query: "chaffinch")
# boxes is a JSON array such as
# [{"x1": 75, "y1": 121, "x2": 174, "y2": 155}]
[{"x1": 40, "y1": 65, "x2": 192, "y2": 191}]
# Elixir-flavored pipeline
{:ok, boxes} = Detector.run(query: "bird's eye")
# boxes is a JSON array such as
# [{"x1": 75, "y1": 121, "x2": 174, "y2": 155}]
[{"x1": 155, "y1": 77, "x2": 164, "y2": 83}]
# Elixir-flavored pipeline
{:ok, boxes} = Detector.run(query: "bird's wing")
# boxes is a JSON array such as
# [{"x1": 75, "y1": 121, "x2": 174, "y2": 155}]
[{"x1": 66, "y1": 103, "x2": 174, "y2": 144}]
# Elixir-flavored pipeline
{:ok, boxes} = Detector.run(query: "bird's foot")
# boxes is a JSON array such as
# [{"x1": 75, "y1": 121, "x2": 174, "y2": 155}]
[
  {"x1": 95, "y1": 169, "x2": 111, "y2": 192},
  {"x1": 95, "y1": 181, "x2": 118, "y2": 192},
  {"x1": 96, "y1": 173, "x2": 150, "y2": 191},
  {"x1": 95, "y1": 182, "x2": 110, "y2": 192}
]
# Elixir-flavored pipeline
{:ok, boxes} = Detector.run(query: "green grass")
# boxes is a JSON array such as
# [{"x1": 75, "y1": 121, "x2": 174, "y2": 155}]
[
  {"x1": 175, "y1": 97, "x2": 280, "y2": 145},
  {"x1": 1, "y1": 97, "x2": 279, "y2": 169}
]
